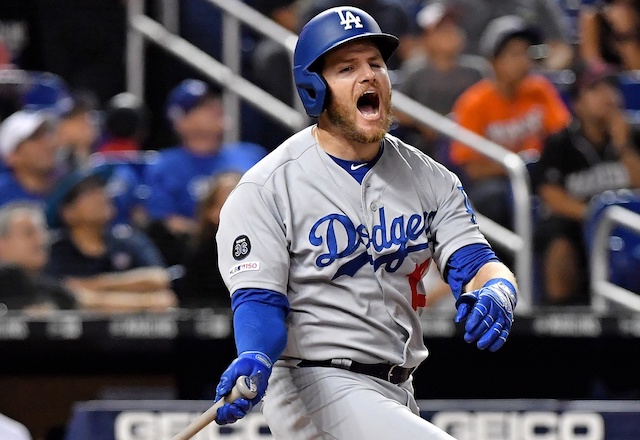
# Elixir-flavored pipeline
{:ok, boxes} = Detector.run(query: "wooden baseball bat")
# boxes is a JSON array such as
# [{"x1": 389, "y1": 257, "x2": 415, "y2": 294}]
[{"x1": 172, "y1": 375, "x2": 258, "y2": 440}]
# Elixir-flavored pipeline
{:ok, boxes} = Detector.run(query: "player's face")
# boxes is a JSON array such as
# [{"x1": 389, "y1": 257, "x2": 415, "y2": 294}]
[{"x1": 321, "y1": 40, "x2": 393, "y2": 144}]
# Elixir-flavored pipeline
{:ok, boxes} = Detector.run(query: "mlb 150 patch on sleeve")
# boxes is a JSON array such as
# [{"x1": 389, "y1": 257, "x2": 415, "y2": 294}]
[{"x1": 229, "y1": 261, "x2": 261, "y2": 277}]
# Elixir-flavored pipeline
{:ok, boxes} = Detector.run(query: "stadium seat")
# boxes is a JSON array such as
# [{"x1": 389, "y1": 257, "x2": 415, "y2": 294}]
[
  {"x1": 584, "y1": 189, "x2": 640, "y2": 294},
  {"x1": 616, "y1": 71, "x2": 640, "y2": 123}
]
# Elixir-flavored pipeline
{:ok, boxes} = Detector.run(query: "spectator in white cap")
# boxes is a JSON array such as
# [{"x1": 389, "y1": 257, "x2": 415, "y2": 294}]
[
  {"x1": 396, "y1": 2, "x2": 489, "y2": 158},
  {"x1": 0, "y1": 110, "x2": 60, "y2": 207}
]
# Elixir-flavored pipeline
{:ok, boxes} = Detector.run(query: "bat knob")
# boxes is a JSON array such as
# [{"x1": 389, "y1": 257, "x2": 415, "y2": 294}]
[{"x1": 235, "y1": 375, "x2": 259, "y2": 399}]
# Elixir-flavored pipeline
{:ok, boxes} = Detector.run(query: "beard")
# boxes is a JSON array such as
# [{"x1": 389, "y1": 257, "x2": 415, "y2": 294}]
[{"x1": 325, "y1": 88, "x2": 393, "y2": 144}]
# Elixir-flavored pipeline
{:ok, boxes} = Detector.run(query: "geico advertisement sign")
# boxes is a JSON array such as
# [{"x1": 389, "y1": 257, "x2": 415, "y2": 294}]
[
  {"x1": 432, "y1": 411, "x2": 605, "y2": 440},
  {"x1": 114, "y1": 411, "x2": 270, "y2": 440},
  {"x1": 114, "y1": 410, "x2": 606, "y2": 440}
]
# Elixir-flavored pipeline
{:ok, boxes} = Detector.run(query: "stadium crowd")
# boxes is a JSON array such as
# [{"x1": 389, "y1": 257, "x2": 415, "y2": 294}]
[{"x1": 0, "y1": 0, "x2": 639, "y2": 315}]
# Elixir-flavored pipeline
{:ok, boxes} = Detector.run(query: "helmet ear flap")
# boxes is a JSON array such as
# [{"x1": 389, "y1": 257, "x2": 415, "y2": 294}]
[{"x1": 294, "y1": 70, "x2": 327, "y2": 118}]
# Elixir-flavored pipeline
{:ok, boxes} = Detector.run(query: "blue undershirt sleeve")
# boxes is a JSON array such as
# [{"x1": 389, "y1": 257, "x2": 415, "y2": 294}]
[
  {"x1": 444, "y1": 243, "x2": 501, "y2": 299},
  {"x1": 230, "y1": 288, "x2": 289, "y2": 362}
]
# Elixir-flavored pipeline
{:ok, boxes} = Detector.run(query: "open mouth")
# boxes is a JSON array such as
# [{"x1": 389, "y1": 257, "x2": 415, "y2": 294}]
[{"x1": 357, "y1": 90, "x2": 380, "y2": 119}]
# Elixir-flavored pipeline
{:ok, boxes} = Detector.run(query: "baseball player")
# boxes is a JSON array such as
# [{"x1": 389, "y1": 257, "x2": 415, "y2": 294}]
[{"x1": 213, "y1": 6, "x2": 518, "y2": 439}]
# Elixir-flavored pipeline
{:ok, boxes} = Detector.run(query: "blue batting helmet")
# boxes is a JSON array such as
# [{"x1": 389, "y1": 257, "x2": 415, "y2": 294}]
[{"x1": 293, "y1": 6, "x2": 399, "y2": 117}]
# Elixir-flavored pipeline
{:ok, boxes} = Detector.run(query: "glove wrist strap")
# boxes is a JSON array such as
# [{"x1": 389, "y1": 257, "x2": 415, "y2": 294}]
[
  {"x1": 239, "y1": 351, "x2": 273, "y2": 369},
  {"x1": 482, "y1": 277, "x2": 517, "y2": 308}
]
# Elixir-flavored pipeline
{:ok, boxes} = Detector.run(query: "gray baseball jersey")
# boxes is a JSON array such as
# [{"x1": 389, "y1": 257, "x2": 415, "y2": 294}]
[{"x1": 217, "y1": 125, "x2": 488, "y2": 369}]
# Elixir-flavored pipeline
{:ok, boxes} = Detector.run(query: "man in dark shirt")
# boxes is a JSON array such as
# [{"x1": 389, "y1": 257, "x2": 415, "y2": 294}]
[
  {"x1": 532, "y1": 61, "x2": 640, "y2": 305},
  {"x1": 44, "y1": 165, "x2": 177, "y2": 312}
]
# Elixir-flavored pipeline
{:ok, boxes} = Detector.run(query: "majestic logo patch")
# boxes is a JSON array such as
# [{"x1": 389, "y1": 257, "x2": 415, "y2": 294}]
[
  {"x1": 232, "y1": 235, "x2": 251, "y2": 260},
  {"x1": 337, "y1": 9, "x2": 363, "y2": 30},
  {"x1": 229, "y1": 261, "x2": 260, "y2": 278}
]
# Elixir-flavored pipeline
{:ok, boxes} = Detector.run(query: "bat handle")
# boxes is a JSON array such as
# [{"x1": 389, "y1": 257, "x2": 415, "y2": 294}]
[{"x1": 172, "y1": 375, "x2": 258, "y2": 440}]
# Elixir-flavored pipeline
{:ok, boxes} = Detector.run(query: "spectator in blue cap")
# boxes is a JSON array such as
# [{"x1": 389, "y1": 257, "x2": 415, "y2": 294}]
[
  {"x1": 43, "y1": 165, "x2": 177, "y2": 312},
  {"x1": 0, "y1": 110, "x2": 61, "y2": 207},
  {"x1": 143, "y1": 79, "x2": 267, "y2": 265},
  {"x1": 21, "y1": 72, "x2": 74, "y2": 116},
  {"x1": 21, "y1": 73, "x2": 101, "y2": 173}
]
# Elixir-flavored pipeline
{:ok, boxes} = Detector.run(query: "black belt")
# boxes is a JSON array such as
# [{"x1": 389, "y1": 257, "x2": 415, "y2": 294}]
[{"x1": 297, "y1": 359, "x2": 413, "y2": 384}]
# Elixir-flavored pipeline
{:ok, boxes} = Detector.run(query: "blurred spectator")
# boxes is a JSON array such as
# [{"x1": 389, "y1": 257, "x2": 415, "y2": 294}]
[
  {"x1": 426, "y1": 0, "x2": 575, "y2": 70},
  {"x1": 43, "y1": 165, "x2": 177, "y2": 312},
  {"x1": 93, "y1": 92, "x2": 152, "y2": 228},
  {"x1": 88, "y1": 152, "x2": 152, "y2": 229},
  {"x1": 143, "y1": 79, "x2": 266, "y2": 265},
  {"x1": 247, "y1": 0, "x2": 300, "y2": 152},
  {"x1": 176, "y1": 171, "x2": 242, "y2": 308},
  {"x1": 0, "y1": 201, "x2": 77, "y2": 312},
  {"x1": 89, "y1": 92, "x2": 152, "y2": 228},
  {"x1": 396, "y1": 3, "x2": 489, "y2": 157},
  {"x1": 21, "y1": 72, "x2": 74, "y2": 116},
  {"x1": 97, "y1": 92, "x2": 150, "y2": 155},
  {"x1": 449, "y1": 16, "x2": 571, "y2": 231},
  {"x1": 0, "y1": 109, "x2": 60, "y2": 206},
  {"x1": 56, "y1": 91, "x2": 100, "y2": 171},
  {"x1": 297, "y1": 0, "x2": 418, "y2": 69},
  {"x1": 531, "y1": 61, "x2": 640, "y2": 305},
  {"x1": 20, "y1": 72, "x2": 99, "y2": 171},
  {"x1": 579, "y1": 0, "x2": 640, "y2": 70}
]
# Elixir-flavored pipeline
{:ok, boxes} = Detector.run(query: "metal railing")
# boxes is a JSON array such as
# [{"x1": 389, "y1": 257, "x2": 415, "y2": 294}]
[
  {"x1": 590, "y1": 205, "x2": 640, "y2": 312},
  {"x1": 125, "y1": 0, "x2": 308, "y2": 142},
  {"x1": 125, "y1": 0, "x2": 534, "y2": 313}
]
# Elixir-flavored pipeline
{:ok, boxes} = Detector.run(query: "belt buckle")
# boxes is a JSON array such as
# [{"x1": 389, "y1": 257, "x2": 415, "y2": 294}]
[{"x1": 387, "y1": 365, "x2": 398, "y2": 383}]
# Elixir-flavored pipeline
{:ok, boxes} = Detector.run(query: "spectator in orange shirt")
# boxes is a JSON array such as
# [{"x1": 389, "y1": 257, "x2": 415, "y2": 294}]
[{"x1": 449, "y1": 15, "x2": 571, "y2": 230}]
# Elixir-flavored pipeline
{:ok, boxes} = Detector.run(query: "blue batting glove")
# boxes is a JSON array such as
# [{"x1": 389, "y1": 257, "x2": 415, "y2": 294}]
[
  {"x1": 214, "y1": 351, "x2": 272, "y2": 425},
  {"x1": 455, "y1": 278, "x2": 517, "y2": 352}
]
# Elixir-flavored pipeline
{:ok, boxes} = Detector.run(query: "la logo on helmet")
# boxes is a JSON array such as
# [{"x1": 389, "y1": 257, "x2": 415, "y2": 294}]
[{"x1": 337, "y1": 9, "x2": 363, "y2": 30}]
